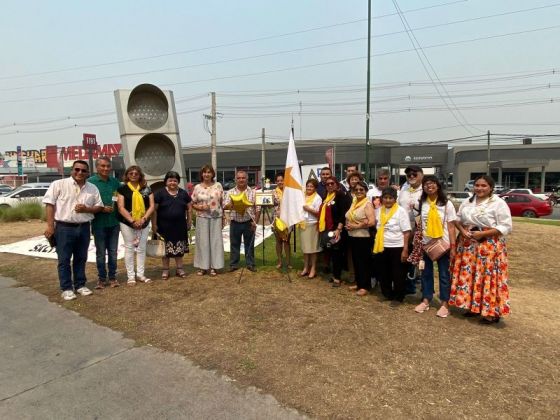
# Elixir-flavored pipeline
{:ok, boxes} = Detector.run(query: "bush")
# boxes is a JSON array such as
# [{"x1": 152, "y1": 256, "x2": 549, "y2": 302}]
[{"x1": 0, "y1": 202, "x2": 45, "y2": 222}]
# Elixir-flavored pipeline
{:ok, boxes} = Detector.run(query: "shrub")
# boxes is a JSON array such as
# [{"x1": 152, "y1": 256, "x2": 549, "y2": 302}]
[{"x1": 0, "y1": 202, "x2": 45, "y2": 222}]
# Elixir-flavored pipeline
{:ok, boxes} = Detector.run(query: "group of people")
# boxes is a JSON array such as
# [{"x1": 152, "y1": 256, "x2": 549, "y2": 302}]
[{"x1": 44, "y1": 159, "x2": 511, "y2": 324}]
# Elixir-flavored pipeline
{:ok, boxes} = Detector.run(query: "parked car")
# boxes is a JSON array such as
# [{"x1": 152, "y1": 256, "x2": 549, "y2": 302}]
[
  {"x1": 0, "y1": 184, "x2": 14, "y2": 195},
  {"x1": 465, "y1": 180, "x2": 505, "y2": 193},
  {"x1": 447, "y1": 191, "x2": 471, "y2": 210},
  {"x1": 499, "y1": 193, "x2": 553, "y2": 218},
  {"x1": 501, "y1": 188, "x2": 548, "y2": 200},
  {"x1": 0, "y1": 184, "x2": 50, "y2": 208}
]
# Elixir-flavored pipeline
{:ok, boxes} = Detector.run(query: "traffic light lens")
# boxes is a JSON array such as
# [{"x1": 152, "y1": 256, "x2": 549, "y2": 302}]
[
  {"x1": 127, "y1": 84, "x2": 169, "y2": 130},
  {"x1": 135, "y1": 133, "x2": 176, "y2": 176}
]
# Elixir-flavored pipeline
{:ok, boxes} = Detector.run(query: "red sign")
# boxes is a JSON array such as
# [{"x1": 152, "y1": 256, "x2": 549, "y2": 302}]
[{"x1": 82, "y1": 133, "x2": 97, "y2": 148}]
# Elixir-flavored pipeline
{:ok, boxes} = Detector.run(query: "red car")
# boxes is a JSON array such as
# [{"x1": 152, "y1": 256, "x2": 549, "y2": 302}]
[{"x1": 499, "y1": 193, "x2": 553, "y2": 218}]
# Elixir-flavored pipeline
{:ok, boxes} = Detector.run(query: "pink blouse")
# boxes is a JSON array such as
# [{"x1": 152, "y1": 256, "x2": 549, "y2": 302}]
[{"x1": 191, "y1": 182, "x2": 224, "y2": 218}]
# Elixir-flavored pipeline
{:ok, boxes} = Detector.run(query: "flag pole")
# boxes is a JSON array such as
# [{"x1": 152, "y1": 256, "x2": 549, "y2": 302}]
[{"x1": 290, "y1": 120, "x2": 297, "y2": 254}]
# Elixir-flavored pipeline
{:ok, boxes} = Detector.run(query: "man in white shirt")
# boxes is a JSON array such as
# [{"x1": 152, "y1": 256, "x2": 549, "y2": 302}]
[
  {"x1": 43, "y1": 160, "x2": 104, "y2": 301},
  {"x1": 397, "y1": 165, "x2": 424, "y2": 295},
  {"x1": 340, "y1": 164, "x2": 359, "y2": 192},
  {"x1": 367, "y1": 168, "x2": 398, "y2": 200}
]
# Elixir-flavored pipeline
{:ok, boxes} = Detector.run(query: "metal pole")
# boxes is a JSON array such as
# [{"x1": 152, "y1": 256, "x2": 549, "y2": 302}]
[
  {"x1": 261, "y1": 128, "x2": 266, "y2": 188},
  {"x1": 365, "y1": 0, "x2": 372, "y2": 182},
  {"x1": 486, "y1": 130, "x2": 491, "y2": 176},
  {"x1": 211, "y1": 92, "x2": 217, "y2": 172},
  {"x1": 88, "y1": 145, "x2": 94, "y2": 175}
]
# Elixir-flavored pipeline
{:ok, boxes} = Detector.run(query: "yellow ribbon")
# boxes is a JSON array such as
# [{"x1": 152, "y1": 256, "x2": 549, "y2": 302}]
[
  {"x1": 298, "y1": 192, "x2": 318, "y2": 230},
  {"x1": 318, "y1": 192, "x2": 336, "y2": 232},
  {"x1": 229, "y1": 190, "x2": 253, "y2": 216},
  {"x1": 127, "y1": 182, "x2": 146, "y2": 221},
  {"x1": 347, "y1": 196, "x2": 367, "y2": 224},
  {"x1": 425, "y1": 197, "x2": 444, "y2": 238},
  {"x1": 373, "y1": 203, "x2": 399, "y2": 254}
]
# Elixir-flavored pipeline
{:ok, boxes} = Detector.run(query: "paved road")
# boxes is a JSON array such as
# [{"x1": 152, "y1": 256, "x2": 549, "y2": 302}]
[
  {"x1": 0, "y1": 276, "x2": 304, "y2": 420},
  {"x1": 542, "y1": 206, "x2": 560, "y2": 220}
]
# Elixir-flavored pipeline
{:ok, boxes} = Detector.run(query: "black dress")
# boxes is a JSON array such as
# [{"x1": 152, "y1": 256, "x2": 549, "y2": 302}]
[{"x1": 154, "y1": 188, "x2": 192, "y2": 257}]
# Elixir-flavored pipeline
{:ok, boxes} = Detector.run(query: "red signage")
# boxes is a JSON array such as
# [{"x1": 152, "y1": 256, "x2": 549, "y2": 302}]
[{"x1": 82, "y1": 133, "x2": 97, "y2": 148}]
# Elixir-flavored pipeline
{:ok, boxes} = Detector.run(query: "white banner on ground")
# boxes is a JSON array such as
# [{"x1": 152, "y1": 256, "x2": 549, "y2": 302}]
[
  {"x1": 191, "y1": 224, "x2": 274, "y2": 254},
  {"x1": 0, "y1": 235, "x2": 126, "y2": 263}
]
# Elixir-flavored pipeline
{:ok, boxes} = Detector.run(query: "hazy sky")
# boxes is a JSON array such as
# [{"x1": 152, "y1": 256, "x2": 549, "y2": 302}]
[{"x1": 1, "y1": 0, "x2": 559, "y2": 151}]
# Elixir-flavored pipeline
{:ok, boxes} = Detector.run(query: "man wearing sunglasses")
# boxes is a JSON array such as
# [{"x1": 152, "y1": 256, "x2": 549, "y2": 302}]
[
  {"x1": 43, "y1": 160, "x2": 104, "y2": 301},
  {"x1": 398, "y1": 165, "x2": 424, "y2": 294}
]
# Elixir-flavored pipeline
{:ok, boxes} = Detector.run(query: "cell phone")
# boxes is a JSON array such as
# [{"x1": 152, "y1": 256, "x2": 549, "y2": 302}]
[{"x1": 46, "y1": 235, "x2": 56, "y2": 248}]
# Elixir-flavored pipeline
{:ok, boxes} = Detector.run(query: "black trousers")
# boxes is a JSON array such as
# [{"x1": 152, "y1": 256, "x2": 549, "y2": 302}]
[
  {"x1": 376, "y1": 247, "x2": 408, "y2": 301},
  {"x1": 349, "y1": 236, "x2": 373, "y2": 290}
]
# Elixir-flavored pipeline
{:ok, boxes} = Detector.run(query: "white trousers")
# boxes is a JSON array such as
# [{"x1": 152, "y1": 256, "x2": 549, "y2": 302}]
[{"x1": 120, "y1": 223, "x2": 150, "y2": 279}]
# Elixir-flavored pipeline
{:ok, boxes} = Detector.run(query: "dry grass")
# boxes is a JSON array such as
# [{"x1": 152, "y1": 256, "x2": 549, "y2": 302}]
[{"x1": 1, "y1": 220, "x2": 559, "y2": 419}]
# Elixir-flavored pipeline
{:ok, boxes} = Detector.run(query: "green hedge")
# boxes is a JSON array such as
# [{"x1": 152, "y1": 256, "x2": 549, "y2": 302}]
[{"x1": 0, "y1": 202, "x2": 45, "y2": 222}]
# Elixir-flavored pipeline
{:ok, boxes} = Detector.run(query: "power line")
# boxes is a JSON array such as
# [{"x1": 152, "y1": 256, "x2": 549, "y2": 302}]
[{"x1": 0, "y1": 0, "x2": 468, "y2": 81}]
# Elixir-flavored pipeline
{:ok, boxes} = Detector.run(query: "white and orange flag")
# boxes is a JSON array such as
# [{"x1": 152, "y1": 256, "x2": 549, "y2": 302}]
[{"x1": 280, "y1": 130, "x2": 305, "y2": 227}]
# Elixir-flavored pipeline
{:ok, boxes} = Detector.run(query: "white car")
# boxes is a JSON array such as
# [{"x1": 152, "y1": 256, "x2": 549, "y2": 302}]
[
  {"x1": 0, "y1": 184, "x2": 50, "y2": 208},
  {"x1": 501, "y1": 188, "x2": 548, "y2": 200}
]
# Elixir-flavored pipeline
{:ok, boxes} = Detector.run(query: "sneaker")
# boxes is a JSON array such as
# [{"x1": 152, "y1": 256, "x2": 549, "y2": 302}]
[
  {"x1": 137, "y1": 276, "x2": 152, "y2": 283},
  {"x1": 76, "y1": 287, "x2": 93, "y2": 296},
  {"x1": 61, "y1": 290, "x2": 77, "y2": 301},
  {"x1": 415, "y1": 302, "x2": 430, "y2": 313},
  {"x1": 246, "y1": 266, "x2": 257, "y2": 273},
  {"x1": 436, "y1": 306, "x2": 450, "y2": 318}
]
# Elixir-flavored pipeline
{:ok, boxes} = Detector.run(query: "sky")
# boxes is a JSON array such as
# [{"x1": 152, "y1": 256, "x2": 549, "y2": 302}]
[{"x1": 1, "y1": 0, "x2": 560, "y2": 152}]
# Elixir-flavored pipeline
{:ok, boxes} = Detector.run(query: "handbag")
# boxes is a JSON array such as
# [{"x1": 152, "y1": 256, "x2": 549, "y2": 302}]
[
  {"x1": 422, "y1": 205, "x2": 450, "y2": 261},
  {"x1": 320, "y1": 230, "x2": 340, "y2": 250},
  {"x1": 146, "y1": 232, "x2": 166, "y2": 258},
  {"x1": 424, "y1": 238, "x2": 450, "y2": 261}
]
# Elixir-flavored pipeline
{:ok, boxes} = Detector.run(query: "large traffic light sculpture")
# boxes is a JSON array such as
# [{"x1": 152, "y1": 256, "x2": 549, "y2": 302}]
[{"x1": 114, "y1": 84, "x2": 185, "y2": 189}]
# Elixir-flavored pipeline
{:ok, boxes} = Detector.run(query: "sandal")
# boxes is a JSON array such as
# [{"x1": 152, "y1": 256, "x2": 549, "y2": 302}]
[
  {"x1": 209, "y1": 269, "x2": 217, "y2": 277},
  {"x1": 332, "y1": 279, "x2": 341, "y2": 288},
  {"x1": 109, "y1": 280, "x2": 119, "y2": 288},
  {"x1": 127, "y1": 278, "x2": 136, "y2": 286},
  {"x1": 299, "y1": 271, "x2": 309, "y2": 277},
  {"x1": 348, "y1": 285, "x2": 358, "y2": 291},
  {"x1": 162, "y1": 269, "x2": 170, "y2": 280},
  {"x1": 197, "y1": 269, "x2": 206, "y2": 276},
  {"x1": 95, "y1": 281, "x2": 105, "y2": 290},
  {"x1": 176, "y1": 268, "x2": 187, "y2": 278}
]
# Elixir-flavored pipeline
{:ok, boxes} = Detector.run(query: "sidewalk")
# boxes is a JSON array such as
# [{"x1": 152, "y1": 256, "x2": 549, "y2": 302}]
[{"x1": 0, "y1": 276, "x2": 304, "y2": 419}]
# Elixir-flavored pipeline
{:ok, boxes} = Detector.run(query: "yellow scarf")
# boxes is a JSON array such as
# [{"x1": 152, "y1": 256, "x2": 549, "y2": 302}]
[
  {"x1": 373, "y1": 203, "x2": 399, "y2": 254},
  {"x1": 274, "y1": 187, "x2": 283, "y2": 203},
  {"x1": 298, "y1": 192, "x2": 318, "y2": 230},
  {"x1": 425, "y1": 197, "x2": 444, "y2": 238},
  {"x1": 318, "y1": 192, "x2": 335, "y2": 232},
  {"x1": 127, "y1": 182, "x2": 146, "y2": 221},
  {"x1": 347, "y1": 196, "x2": 367, "y2": 224}
]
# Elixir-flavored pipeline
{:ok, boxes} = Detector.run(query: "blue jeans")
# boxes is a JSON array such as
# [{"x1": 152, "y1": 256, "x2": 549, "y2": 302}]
[
  {"x1": 92, "y1": 224, "x2": 120, "y2": 281},
  {"x1": 55, "y1": 222, "x2": 91, "y2": 291},
  {"x1": 420, "y1": 251, "x2": 451, "y2": 302},
  {"x1": 230, "y1": 221, "x2": 255, "y2": 268}
]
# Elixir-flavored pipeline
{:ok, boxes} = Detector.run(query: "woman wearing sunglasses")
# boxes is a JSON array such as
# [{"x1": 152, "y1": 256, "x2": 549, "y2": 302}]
[
  {"x1": 318, "y1": 176, "x2": 352, "y2": 287},
  {"x1": 345, "y1": 180, "x2": 376, "y2": 296},
  {"x1": 117, "y1": 165, "x2": 155, "y2": 285}
]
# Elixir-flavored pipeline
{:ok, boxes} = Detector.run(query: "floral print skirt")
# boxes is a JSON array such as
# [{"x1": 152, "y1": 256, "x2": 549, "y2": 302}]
[
  {"x1": 165, "y1": 239, "x2": 189, "y2": 257},
  {"x1": 449, "y1": 235, "x2": 510, "y2": 318}
]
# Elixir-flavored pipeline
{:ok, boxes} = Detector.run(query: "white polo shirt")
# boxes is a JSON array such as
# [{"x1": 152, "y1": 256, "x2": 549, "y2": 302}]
[
  {"x1": 375, "y1": 206, "x2": 411, "y2": 248},
  {"x1": 43, "y1": 177, "x2": 103, "y2": 223}
]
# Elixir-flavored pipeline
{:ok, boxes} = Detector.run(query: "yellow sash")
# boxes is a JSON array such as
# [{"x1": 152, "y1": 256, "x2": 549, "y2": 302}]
[
  {"x1": 373, "y1": 204, "x2": 399, "y2": 254},
  {"x1": 426, "y1": 197, "x2": 444, "y2": 238},
  {"x1": 318, "y1": 192, "x2": 335, "y2": 232},
  {"x1": 347, "y1": 196, "x2": 367, "y2": 224},
  {"x1": 298, "y1": 192, "x2": 318, "y2": 230},
  {"x1": 127, "y1": 182, "x2": 146, "y2": 221},
  {"x1": 229, "y1": 190, "x2": 252, "y2": 216}
]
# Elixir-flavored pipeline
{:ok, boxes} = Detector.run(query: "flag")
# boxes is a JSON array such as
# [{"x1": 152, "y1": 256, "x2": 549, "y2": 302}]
[
  {"x1": 279, "y1": 130, "x2": 305, "y2": 227},
  {"x1": 325, "y1": 147, "x2": 334, "y2": 170}
]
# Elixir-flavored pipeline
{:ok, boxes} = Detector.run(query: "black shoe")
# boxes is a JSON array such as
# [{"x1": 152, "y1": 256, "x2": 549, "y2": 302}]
[
  {"x1": 463, "y1": 311, "x2": 479, "y2": 318},
  {"x1": 246, "y1": 266, "x2": 257, "y2": 272},
  {"x1": 389, "y1": 300, "x2": 403, "y2": 308},
  {"x1": 229, "y1": 266, "x2": 239, "y2": 272}
]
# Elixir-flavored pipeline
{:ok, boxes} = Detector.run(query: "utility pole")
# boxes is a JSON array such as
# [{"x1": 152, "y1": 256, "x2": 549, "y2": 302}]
[
  {"x1": 364, "y1": 0, "x2": 372, "y2": 182},
  {"x1": 486, "y1": 130, "x2": 491, "y2": 176},
  {"x1": 211, "y1": 92, "x2": 217, "y2": 172},
  {"x1": 261, "y1": 128, "x2": 266, "y2": 188}
]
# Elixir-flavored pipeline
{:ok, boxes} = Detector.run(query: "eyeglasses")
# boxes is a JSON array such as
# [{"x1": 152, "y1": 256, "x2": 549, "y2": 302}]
[
  {"x1": 407, "y1": 172, "x2": 418, "y2": 177},
  {"x1": 326, "y1": 182, "x2": 336, "y2": 186},
  {"x1": 128, "y1": 171, "x2": 140, "y2": 176},
  {"x1": 73, "y1": 168, "x2": 88, "y2": 173},
  {"x1": 378, "y1": 177, "x2": 389, "y2": 180},
  {"x1": 354, "y1": 188, "x2": 366, "y2": 192}
]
